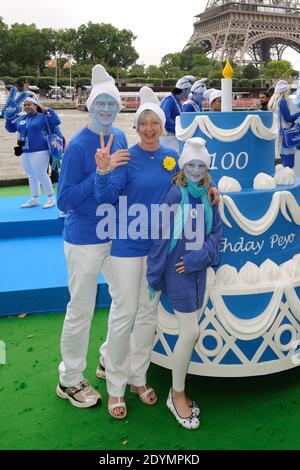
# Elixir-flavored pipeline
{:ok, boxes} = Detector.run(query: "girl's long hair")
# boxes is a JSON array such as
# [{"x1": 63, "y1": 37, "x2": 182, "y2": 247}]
[{"x1": 172, "y1": 169, "x2": 211, "y2": 188}]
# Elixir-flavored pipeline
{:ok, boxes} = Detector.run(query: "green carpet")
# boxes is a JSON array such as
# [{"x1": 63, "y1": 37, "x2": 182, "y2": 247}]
[
  {"x1": 1, "y1": 310, "x2": 300, "y2": 450},
  {"x1": 0, "y1": 185, "x2": 30, "y2": 197}
]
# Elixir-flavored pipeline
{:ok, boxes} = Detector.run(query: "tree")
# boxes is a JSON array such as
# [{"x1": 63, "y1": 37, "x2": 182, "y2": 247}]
[
  {"x1": 74, "y1": 22, "x2": 138, "y2": 68},
  {"x1": 180, "y1": 45, "x2": 206, "y2": 71},
  {"x1": 5, "y1": 24, "x2": 53, "y2": 70},
  {"x1": 128, "y1": 64, "x2": 145, "y2": 78},
  {"x1": 160, "y1": 53, "x2": 181, "y2": 69},
  {"x1": 242, "y1": 64, "x2": 260, "y2": 79},
  {"x1": 0, "y1": 17, "x2": 9, "y2": 63},
  {"x1": 146, "y1": 65, "x2": 163, "y2": 78},
  {"x1": 263, "y1": 60, "x2": 293, "y2": 79}
]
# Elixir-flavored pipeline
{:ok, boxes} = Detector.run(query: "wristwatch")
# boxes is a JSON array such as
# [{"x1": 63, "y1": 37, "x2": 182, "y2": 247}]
[{"x1": 96, "y1": 167, "x2": 111, "y2": 175}]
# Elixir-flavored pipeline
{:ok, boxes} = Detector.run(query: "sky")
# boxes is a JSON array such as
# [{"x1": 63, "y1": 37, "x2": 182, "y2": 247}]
[{"x1": 1, "y1": 0, "x2": 300, "y2": 69}]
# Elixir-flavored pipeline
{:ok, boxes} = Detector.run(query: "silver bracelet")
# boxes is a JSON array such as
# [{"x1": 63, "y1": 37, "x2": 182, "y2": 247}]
[{"x1": 96, "y1": 167, "x2": 111, "y2": 176}]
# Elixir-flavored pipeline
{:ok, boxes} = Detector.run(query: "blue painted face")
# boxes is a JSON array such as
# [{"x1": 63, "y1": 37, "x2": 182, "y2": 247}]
[
  {"x1": 184, "y1": 160, "x2": 207, "y2": 183},
  {"x1": 193, "y1": 92, "x2": 203, "y2": 106},
  {"x1": 91, "y1": 94, "x2": 119, "y2": 130},
  {"x1": 179, "y1": 89, "x2": 190, "y2": 100}
]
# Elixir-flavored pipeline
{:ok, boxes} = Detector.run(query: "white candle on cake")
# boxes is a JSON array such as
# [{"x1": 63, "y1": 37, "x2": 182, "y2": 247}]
[{"x1": 222, "y1": 58, "x2": 234, "y2": 112}]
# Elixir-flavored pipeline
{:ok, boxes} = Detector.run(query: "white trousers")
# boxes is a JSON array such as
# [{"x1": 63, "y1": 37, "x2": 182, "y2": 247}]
[
  {"x1": 59, "y1": 241, "x2": 113, "y2": 387},
  {"x1": 105, "y1": 256, "x2": 160, "y2": 397},
  {"x1": 21, "y1": 150, "x2": 53, "y2": 198},
  {"x1": 172, "y1": 311, "x2": 200, "y2": 393}
]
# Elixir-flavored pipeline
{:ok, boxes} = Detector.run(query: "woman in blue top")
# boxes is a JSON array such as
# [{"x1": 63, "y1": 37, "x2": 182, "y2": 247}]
[
  {"x1": 147, "y1": 137, "x2": 222, "y2": 430},
  {"x1": 95, "y1": 86, "x2": 179, "y2": 419},
  {"x1": 160, "y1": 75, "x2": 195, "y2": 151},
  {"x1": 56, "y1": 65, "x2": 130, "y2": 410},
  {"x1": 5, "y1": 93, "x2": 60, "y2": 208},
  {"x1": 268, "y1": 80, "x2": 300, "y2": 169}
]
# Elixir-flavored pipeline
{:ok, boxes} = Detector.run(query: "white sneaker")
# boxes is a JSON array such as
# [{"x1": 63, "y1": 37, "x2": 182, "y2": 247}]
[
  {"x1": 21, "y1": 198, "x2": 39, "y2": 208},
  {"x1": 43, "y1": 197, "x2": 56, "y2": 209},
  {"x1": 166, "y1": 389, "x2": 200, "y2": 430},
  {"x1": 56, "y1": 379, "x2": 101, "y2": 409}
]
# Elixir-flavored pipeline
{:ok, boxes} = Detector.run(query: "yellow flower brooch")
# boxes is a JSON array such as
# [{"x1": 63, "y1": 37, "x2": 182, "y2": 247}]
[{"x1": 163, "y1": 156, "x2": 177, "y2": 171}]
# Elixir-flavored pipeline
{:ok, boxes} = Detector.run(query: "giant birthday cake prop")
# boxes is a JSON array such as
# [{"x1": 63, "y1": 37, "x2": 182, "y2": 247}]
[{"x1": 151, "y1": 110, "x2": 300, "y2": 377}]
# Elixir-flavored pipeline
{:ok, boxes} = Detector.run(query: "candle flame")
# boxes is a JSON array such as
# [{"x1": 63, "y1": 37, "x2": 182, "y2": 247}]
[{"x1": 223, "y1": 58, "x2": 234, "y2": 79}]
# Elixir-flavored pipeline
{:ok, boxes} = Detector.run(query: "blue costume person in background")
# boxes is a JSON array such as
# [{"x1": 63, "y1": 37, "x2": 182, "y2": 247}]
[
  {"x1": 269, "y1": 80, "x2": 300, "y2": 169},
  {"x1": 182, "y1": 79, "x2": 208, "y2": 113},
  {"x1": 160, "y1": 75, "x2": 195, "y2": 151}
]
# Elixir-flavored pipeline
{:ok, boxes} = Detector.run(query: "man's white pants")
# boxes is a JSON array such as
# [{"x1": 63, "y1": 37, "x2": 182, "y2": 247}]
[
  {"x1": 21, "y1": 150, "x2": 53, "y2": 197},
  {"x1": 105, "y1": 256, "x2": 160, "y2": 397},
  {"x1": 59, "y1": 241, "x2": 112, "y2": 387}
]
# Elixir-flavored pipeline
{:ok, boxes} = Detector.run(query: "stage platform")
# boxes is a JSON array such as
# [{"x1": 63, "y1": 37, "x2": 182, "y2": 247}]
[{"x1": 0, "y1": 196, "x2": 111, "y2": 317}]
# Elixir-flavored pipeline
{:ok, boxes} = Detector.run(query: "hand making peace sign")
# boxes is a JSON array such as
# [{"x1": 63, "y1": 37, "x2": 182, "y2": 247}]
[{"x1": 95, "y1": 132, "x2": 131, "y2": 172}]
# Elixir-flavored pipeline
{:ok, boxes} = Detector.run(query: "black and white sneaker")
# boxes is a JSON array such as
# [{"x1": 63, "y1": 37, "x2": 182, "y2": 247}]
[
  {"x1": 56, "y1": 379, "x2": 101, "y2": 408},
  {"x1": 96, "y1": 357, "x2": 106, "y2": 380}
]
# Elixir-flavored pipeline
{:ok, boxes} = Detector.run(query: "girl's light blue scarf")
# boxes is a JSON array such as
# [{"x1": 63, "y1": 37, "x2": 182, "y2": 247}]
[{"x1": 168, "y1": 179, "x2": 213, "y2": 254}]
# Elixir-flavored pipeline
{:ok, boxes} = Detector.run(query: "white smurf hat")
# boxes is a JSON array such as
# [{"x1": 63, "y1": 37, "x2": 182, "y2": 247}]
[
  {"x1": 191, "y1": 78, "x2": 208, "y2": 94},
  {"x1": 134, "y1": 86, "x2": 166, "y2": 129},
  {"x1": 175, "y1": 75, "x2": 196, "y2": 90},
  {"x1": 204, "y1": 88, "x2": 222, "y2": 104},
  {"x1": 24, "y1": 93, "x2": 40, "y2": 106},
  {"x1": 86, "y1": 64, "x2": 122, "y2": 112},
  {"x1": 179, "y1": 137, "x2": 211, "y2": 170},
  {"x1": 274, "y1": 80, "x2": 290, "y2": 95}
]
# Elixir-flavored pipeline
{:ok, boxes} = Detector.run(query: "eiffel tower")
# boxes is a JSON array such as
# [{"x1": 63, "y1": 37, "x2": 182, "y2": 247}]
[{"x1": 186, "y1": 0, "x2": 300, "y2": 65}]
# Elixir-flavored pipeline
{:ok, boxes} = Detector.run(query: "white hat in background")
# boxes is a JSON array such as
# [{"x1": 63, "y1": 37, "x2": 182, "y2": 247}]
[
  {"x1": 24, "y1": 93, "x2": 40, "y2": 106},
  {"x1": 175, "y1": 75, "x2": 196, "y2": 90},
  {"x1": 191, "y1": 78, "x2": 208, "y2": 94},
  {"x1": 178, "y1": 137, "x2": 211, "y2": 170},
  {"x1": 134, "y1": 86, "x2": 166, "y2": 129},
  {"x1": 86, "y1": 64, "x2": 122, "y2": 112},
  {"x1": 274, "y1": 80, "x2": 290, "y2": 95},
  {"x1": 203, "y1": 88, "x2": 222, "y2": 104}
]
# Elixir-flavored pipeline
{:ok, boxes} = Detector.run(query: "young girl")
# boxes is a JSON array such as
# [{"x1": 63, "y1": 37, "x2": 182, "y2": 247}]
[{"x1": 147, "y1": 137, "x2": 222, "y2": 430}]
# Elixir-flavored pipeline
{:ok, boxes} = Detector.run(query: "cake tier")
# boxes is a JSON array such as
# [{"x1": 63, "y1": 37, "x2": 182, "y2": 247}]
[
  {"x1": 219, "y1": 180, "x2": 300, "y2": 269},
  {"x1": 178, "y1": 111, "x2": 277, "y2": 189}
]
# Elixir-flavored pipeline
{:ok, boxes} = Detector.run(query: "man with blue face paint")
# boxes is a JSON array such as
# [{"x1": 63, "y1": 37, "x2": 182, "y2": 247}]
[
  {"x1": 56, "y1": 65, "x2": 130, "y2": 409},
  {"x1": 182, "y1": 79, "x2": 208, "y2": 113},
  {"x1": 160, "y1": 75, "x2": 196, "y2": 151}
]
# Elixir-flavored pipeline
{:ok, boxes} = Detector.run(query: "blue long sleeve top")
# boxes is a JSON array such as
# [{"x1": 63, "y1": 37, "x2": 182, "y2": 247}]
[
  {"x1": 5, "y1": 109, "x2": 61, "y2": 153},
  {"x1": 147, "y1": 185, "x2": 222, "y2": 313},
  {"x1": 94, "y1": 144, "x2": 179, "y2": 257},
  {"x1": 182, "y1": 100, "x2": 201, "y2": 113},
  {"x1": 279, "y1": 98, "x2": 300, "y2": 125},
  {"x1": 160, "y1": 94, "x2": 182, "y2": 134},
  {"x1": 57, "y1": 126, "x2": 128, "y2": 245}
]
